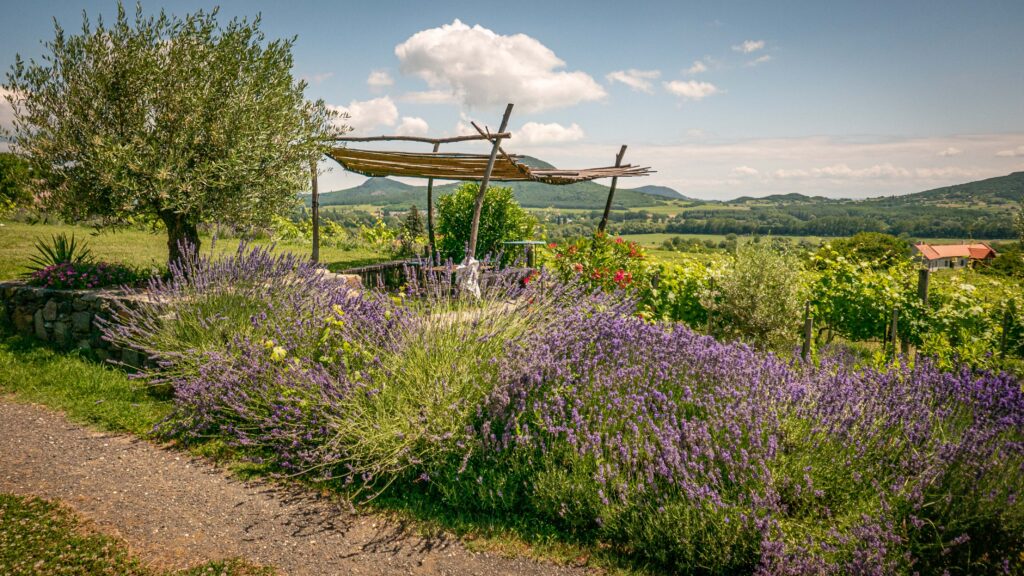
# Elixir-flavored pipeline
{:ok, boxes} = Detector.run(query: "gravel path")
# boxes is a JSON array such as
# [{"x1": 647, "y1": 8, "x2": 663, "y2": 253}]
[{"x1": 0, "y1": 399, "x2": 593, "y2": 576}]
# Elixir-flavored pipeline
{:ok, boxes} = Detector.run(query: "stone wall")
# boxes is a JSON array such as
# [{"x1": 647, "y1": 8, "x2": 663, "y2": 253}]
[{"x1": 0, "y1": 281, "x2": 145, "y2": 367}]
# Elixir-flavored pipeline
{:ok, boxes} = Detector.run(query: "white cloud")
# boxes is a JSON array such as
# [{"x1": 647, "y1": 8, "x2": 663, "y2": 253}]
[
  {"x1": 686, "y1": 60, "x2": 707, "y2": 75},
  {"x1": 395, "y1": 116, "x2": 429, "y2": 136},
  {"x1": 746, "y1": 55, "x2": 772, "y2": 67},
  {"x1": 328, "y1": 96, "x2": 399, "y2": 134},
  {"x1": 605, "y1": 69, "x2": 661, "y2": 93},
  {"x1": 732, "y1": 165, "x2": 759, "y2": 177},
  {"x1": 516, "y1": 122, "x2": 585, "y2": 144},
  {"x1": 772, "y1": 168, "x2": 809, "y2": 179},
  {"x1": 454, "y1": 113, "x2": 477, "y2": 136},
  {"x1": 1, "y1": 86, "x2": 20, "y2": 134},
  {"x1": 394, "y1": 19, "x2": 606, "y2": 112},
  {"x1": 367, "y1": 70, "x2": 394, "y2": 90},
  {"x1": 733, "y1": 40, "x2": 765, "y2": 54},
  {"x1": 302, "y1": 72, "x2": 334, "y2": 86},
  {"x1": 400, "y1": 90, "x2": 458, "y2": 104},
  {"x1": 995, "y1": 145, "x2": 1024, "y2": 157},
  {"x1": 937, "y1": 146, "x2": 962, "y2": 157},
  {"x1": 664, "y1": 80, "x2": 719, "y2": 101}
]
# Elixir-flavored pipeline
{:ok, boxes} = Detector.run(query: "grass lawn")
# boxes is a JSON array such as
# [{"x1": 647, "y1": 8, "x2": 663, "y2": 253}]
[
  {"x1": 0, "y1": 221, "x2": 388, "y2": 280},
  {"x1": 0, "y1": 493, "x2": 271, "y2": 576},
  {"x1": 0, "y1": 335, "x2": 170, "y2": 435}
]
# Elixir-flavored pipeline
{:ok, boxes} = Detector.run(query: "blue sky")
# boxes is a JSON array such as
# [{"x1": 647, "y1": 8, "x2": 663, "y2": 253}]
[{"x1": 3, "y1": 0, "x2": 1024, "y2": 199}]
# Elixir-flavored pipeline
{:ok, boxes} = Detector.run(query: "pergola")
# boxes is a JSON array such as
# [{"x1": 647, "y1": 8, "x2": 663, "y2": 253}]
[{"x1": 311, "y1": 103, "x2": 652, "y2": 262}]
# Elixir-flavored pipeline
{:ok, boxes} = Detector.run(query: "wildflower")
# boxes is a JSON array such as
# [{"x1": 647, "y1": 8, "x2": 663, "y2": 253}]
[{"x1": 270, "y1": 346, "x2": 287, "y2": 362}]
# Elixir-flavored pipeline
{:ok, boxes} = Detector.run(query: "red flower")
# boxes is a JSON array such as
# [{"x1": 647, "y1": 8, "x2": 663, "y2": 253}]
[
  {"x1": 573, "y1": 263, "x2": 584, "y2": 272},
  {"x1": 614, "y1": 269, "x2": 625, "y2": 283},
  {"x1": 615, "y1": 237, "x2": 624, "y2": 244},
  {"x1": 547, "y1": 242, "x2": 557, "y2": 249}
]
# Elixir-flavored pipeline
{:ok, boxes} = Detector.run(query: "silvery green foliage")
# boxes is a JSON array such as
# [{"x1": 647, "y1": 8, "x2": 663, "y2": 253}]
[{"x1": 3, "y1": 3, "x2": 340, "y2": 260}]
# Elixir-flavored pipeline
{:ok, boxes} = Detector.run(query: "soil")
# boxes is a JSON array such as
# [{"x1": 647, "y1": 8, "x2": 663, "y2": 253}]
[{"x1": 0, "y1": 399, "x2": 595, "y2": 576}]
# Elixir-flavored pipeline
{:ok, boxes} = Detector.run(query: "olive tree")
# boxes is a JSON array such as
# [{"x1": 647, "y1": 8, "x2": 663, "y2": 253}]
[
  {"x1": 3, "y1": 4, "x2": 340, "y2": 263},
  {"x1": 0, "y1": 152, "x2": 31, "y2": 216}
]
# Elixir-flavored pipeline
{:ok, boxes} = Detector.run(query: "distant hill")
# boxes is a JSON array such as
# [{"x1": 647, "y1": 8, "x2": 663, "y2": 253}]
[
  {"x1": 632, "y1": 185, "x2": 690, "y2": 200},
  {"x1": 311, "y1": 172, "x2": 687, "y2": 211},
  {"x1": 728, "y1": 192, "x2": 833, "y2": 205},
  {"x1": 860, "y1": 171, "x2": 1024, "y2": 208}
]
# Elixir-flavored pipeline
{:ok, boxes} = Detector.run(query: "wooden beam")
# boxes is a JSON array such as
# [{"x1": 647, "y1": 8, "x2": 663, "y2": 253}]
[
  {"x1": 597, "y1": 145, "x2": 628, "y2": 234},
  {"x1": 426, "y1": 141, "x2": 440, "y2": 261},
  {"x1": 310, "y1": 158, "x2": 320, "y2": 263},
  {"x1": 334, "y1": 133, "x2": 511, "y2": 145},
  {"x1": 466, "y1": 103, "x2": 514, "y2": 260}
]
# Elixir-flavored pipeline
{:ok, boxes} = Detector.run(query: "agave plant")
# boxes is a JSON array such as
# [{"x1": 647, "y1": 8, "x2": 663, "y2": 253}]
[{"x1": 26, "y1": 233, "x2": 95, "y2": 272}]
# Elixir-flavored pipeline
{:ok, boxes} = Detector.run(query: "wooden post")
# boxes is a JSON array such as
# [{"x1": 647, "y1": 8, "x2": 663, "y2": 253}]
[
  {"x1": 801, "y1": 302, "x2": 813, "y2": 361},
  {"x1": 917, "y1": 268, "x2": 930, "y2": 305},
  {"x1": 597, "y1": 145, "x2": 628, "y2": 235},
  {"x1": 466, "y1": 103, "x2": 513, "y2": 261},
  {"x1": 426, "y1": 141, "x2": 440, "y2": 261},
  {"x1": 890, "y1": 308, "x2": 899, "y2": 359},
  {"x1": 310, "y1": 158, "x2": 320, "y2": 263},
  {"x1": 1001, "y1": 306, "x2": 1011, "y2": 361}
]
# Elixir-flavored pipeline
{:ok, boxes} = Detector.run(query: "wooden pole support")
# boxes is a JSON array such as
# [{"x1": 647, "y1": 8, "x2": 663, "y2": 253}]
[
  {"x1": 310, "y1": 158, "x2": 320, "y2": 263},
  {"x1": 917, "y1": 268, "x2": 930, "y2": 305},
  {"x1": 801, "y1": 302, "x2": 813, "y2": 361},
  {"x1": 1001, "y1": 306, "x2": 1010, "y2": 361},
  {"x1": 890, "y1": 308, "x2": 899, "y2": 359},
  {"x1": 466, "y1": 103, "x2": 513, "y2": 260},
  {"x1": 426, "y1": 141, "x2": 440, "y2": 261},
  {"x1": 598, "y1": 145, "x2": 628, "y2": 235}
]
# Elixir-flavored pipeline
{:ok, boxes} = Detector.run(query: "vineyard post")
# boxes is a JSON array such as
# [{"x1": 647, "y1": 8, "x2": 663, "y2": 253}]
[
  {"x1": 1001, "y1": 306, "x2": 1010, "y2": 361},
  {"x1": 801, "y1": 301, "x2": 813, "y2": 361},
  {"x1": 890, "y1": 307, "x2": 900, "y2": 359},
  {"x1": 917, "y1": 269, "x2": 930, "y2": 304},
  {"x1": 310, "y1": 159, "x2": 319, "y2": 263}
]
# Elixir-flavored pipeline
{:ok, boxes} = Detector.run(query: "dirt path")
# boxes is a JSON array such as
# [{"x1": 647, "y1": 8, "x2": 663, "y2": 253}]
[{"x1": 0, "y1": 399, "x2": 593, "y2": 576}]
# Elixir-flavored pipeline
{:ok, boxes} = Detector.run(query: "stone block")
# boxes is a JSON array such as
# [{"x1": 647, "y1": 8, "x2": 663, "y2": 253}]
[
  {"x1": 14, "y1": 310, "x2": 34, "y2": 333},
  {"x1": 42, "y1": 299, "x2": 58, "y2": 321},
  {"x1": 121, "y1": 348, "x2": 140, "y2": 367},
  {"x1": 71, "y1": 311, "x2": 92, "y2": 332},
  {"x1": 53, "y1": 321, "x2": 70, "y2": 344},
  {"x1": 34, "y1": 309, "x2": 48, "y2": 340},
  {"x1": 72, "y1": 298, "x2": 89, "y2": 311}
]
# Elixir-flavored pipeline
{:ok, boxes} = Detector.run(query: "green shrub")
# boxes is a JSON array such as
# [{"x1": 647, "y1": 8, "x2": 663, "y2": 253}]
[
  {"x1": 436, "y1": 183, "x2": 536, "y2": 262},
  {"x1": 704, "y1": 241, "x2": 806, "y2": 350}
]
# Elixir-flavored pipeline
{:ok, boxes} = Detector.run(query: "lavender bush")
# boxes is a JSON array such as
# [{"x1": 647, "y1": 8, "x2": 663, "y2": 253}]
[{"x1": 101, "y1": 243, "x2": 1024, "y2": 574}]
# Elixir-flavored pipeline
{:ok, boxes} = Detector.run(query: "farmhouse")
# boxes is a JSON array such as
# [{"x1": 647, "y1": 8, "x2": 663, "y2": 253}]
[{"x1": 914, "y1": 242, "x2": 998, "y2": 270}]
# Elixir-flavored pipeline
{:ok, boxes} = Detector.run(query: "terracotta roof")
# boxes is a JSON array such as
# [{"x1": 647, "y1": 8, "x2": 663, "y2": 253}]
[{"x1": 914, "y1": 243, "x2": 997, "y2": 261}]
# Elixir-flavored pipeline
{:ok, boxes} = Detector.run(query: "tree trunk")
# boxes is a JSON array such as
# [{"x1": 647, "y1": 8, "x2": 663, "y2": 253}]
[{"x1": 158, "y1": 210, "x2": 200, "y2": 266}]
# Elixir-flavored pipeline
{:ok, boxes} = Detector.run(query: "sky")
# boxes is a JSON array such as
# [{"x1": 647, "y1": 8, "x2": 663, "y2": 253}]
[{"x1": 2, "y1": 0, "x2": 1024, "y2": 199}]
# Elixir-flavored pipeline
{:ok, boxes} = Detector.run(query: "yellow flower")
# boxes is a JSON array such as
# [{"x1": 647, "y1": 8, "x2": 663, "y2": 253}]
[
  {"x1": 263, "y1": 339, "x2": 275, "y2": 349},
  {"x1": 270, "y1": 346, "x2": 287, "y2": 362}
]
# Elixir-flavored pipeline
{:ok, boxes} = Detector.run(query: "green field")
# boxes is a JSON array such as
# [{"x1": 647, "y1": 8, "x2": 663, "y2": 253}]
[
  {"x1": 620, "y1": 232, "x2": 823, "y2": 248},
  {"x1": 0, "y1": 221, "x2": 387, "y2": 280}
]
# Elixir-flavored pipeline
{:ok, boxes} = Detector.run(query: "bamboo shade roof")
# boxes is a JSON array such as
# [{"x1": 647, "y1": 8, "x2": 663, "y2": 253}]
[{"x1": 326, "y1": 147, "x2": 652, "y2": 185}]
